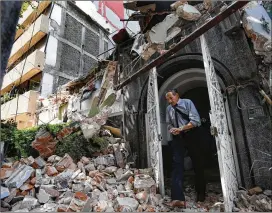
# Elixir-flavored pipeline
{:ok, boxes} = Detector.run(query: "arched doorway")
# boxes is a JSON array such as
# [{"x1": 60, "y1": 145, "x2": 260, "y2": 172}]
[
  {"x1": 158, "y1": 68, "x2": 221, "y2": 202},
  {"x1": 144, "y1": 51, "x2": 240, "y2": 211}
]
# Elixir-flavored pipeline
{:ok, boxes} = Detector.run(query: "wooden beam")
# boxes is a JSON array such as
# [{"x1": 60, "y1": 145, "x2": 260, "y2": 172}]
[{"x1": 114, "y1": 1, "x2": 248, "y2": 90}]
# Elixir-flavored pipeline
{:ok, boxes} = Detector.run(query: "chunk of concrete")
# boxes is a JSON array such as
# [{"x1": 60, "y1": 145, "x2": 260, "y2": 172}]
[
  {"x1": 5, "y1": 164, "x2": 34, "y2": 188},
  {"x1": 116, "y1": 197, "x2": 139, "y2": 210},
  {"x1": 55, "y1": 154, "x2": 76, "y2": 172},
  {"x1": 248, "y1": 186, "x2": 263, "y2": 195},
  {"x1": 134, "y1": 174, "x2": 156, "y2": 189},
  {"x1": 81, "y1": 156, "x2": 90, "y2": 165},
  {"x1": 136, "y1": 191, "x2": 149, "y2": 204},
  {"x1": 37, "y1": 189, "x2": 50, "y2": 204},
  {"x1": 148, "y1": 13, "x2": 180, "y2": 45},
  {"x1": 94, "y1": 200, "x2": 108, "y2": 212},
  {"x1": 33, "y1": 156, "x2": 46, "y2": 168},
  {"x1": 14, "y1": 209, "x2": 29, "y2": 212},
  {"x1": 116, "y1": 170, "x2": 134, "y2": 182},
  {"x1": 263, "y1": 190, "x2": 272, "y2": 196},
  {"x1": 242, "y1": 1, "x2": 272, "y2": 63},
  {"x1": 3, "y1": 188, "x2": 17, "y2": 203},
  {"x1": 85, "y1": 163, "x2": 96, "y2": 172},
  {"x1": 20, "y1": 196, "x2": 39, "y2": 210},
  {"x1": 176, "y1": 4, "x2": 201, "y2": 21},
  {"x1": 0, "y1": 186, "x2": 10, "y2": 199}
]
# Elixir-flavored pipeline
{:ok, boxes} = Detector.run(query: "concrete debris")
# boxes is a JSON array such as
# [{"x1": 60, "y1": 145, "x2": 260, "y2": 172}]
[
  {"x1": 46, "y1": 166, "x2": 58, "y2": 176},
  {"x1": 4, "y1": 164, "x2": 34, "y2": 188},
  {"x1": 37, "y1": 189, "x2": 50, "y2": 204},
  {"x1": 134, "y1": 174, "x2": 156, "y2": 190},
  {"x1": 234, "y1": 188, "x2": 272, "y2": 212},
  {"x1": 20, "y1": 196, "x2": 39, "y2": 210},
  {"x1": 104, "y1": 166, "x2": 118, "y2": 174},
  {"x1": 171, "y1": 0, "x2": 188, "y2": 10},
  {"x1": 176, "y1": 4, "x2": 202, "y2": 21},
  {"x1": 148, "y1": 13, "x2": 180, "y2": 45},
  {"x1": 263, "y1": 190, "x2": 272, "y2": 197},
  {"x1": 1, "y1": 144, "x2": 248, "y2": 212},
  {"x1": 33, "y1": 156, "x2": 46, "y2": 169},
  {"x1": 80, "y1": 156, "x2": 90, "y2": 165},
  {"x1": 1, "y1": 187, "x2": 10, "y2": 199},
  {"x1": 203, "y1": 0, "x2": 212, "y2": 11},
  {"x1": 55, "y1": 154, "x2": 76, "y2": 172},
  {"x1": 242, "y1": 1, "x2": 272, "y2": 64},
  {"x1": 165, "y1": 27, "x2": 182, "y2": 43},
  {"x1": 248, "y1": 186, "x2": 263, "y2": 195},
  {"x1": 131, "y1": 34, "x2": 145, "y2": 57},
  {"x1": 0, "y1": 168, "x2": 14, "y2": 179}
]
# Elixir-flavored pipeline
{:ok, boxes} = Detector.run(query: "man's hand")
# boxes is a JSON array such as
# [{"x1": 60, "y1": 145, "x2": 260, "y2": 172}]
[{"x1": 170, "y1": 128, "x2": 181, "y2": 135}]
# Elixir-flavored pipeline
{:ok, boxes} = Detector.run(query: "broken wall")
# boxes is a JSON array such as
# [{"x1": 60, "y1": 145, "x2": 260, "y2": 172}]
[
  {"x1": 40, "y1": 2, "x2": 110, "y2": 97},
  {"x1": 121, "y1": 10, "x2": 272, "y2": 189}
]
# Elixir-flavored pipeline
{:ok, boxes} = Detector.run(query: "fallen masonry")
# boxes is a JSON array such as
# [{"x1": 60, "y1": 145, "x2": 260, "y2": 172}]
[
  {"x1": 0, "y1": 150, "x2": 169, "y2": 212},
  {"x1": 0, "y1": 148, "x2": 241, "y2": 212}
]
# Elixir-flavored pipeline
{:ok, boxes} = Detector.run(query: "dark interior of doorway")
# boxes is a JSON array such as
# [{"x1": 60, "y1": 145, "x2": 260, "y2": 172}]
[{"x1": 163, "y1": 87, "x2": 222, "y2": 197}]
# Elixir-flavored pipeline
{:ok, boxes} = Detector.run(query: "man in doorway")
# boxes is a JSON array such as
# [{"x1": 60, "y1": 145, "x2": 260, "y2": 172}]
[{"x1": 165, "y1": 89, "x2": 206, "y2": 207}]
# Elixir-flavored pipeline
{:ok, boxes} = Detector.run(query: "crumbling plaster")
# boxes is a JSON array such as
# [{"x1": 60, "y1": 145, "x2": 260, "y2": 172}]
[
  {"x1": 122, "y1": 13, "x2": 272, "y2": 189},
  {"x1": 41, "y1": 2, "x2": 109, "y2": 98}
]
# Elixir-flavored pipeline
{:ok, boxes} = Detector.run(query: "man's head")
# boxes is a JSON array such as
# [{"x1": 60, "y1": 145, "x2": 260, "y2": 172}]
[{"x1": 165, "y1": 89, "x2": 180, "y2": 106}]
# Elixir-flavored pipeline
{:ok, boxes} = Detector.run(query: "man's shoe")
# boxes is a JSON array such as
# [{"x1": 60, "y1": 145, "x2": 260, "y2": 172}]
[
  {"x1": 197, "y1": 193, "x2": 205, "y2": 202},
  {"x1": 164, "y1": 200, "x2": 186, "y2": 208}
]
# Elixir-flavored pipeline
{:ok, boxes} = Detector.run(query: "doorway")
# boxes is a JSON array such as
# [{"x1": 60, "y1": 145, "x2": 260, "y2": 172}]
[
  {"x1": 143, "y1": 51, "x2": 240, "y2": 210},
  {"x1": 157, "y1": 68, "x2": 222, "y2": 204}
]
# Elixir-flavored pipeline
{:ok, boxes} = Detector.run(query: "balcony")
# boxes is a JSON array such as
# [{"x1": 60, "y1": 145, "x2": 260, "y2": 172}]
[
  {"x1": 15, "y1": 1, "x2": 51, "y2": 41},
  {"x1": 1, "y1": 50, "x2": 45, "y2": 94},
  {"x1": 1, "y1": 90, "x2": 39, "y2": 121},
  {"x1": 7, "y1": 14, "x2": 49, "y2": 69}
]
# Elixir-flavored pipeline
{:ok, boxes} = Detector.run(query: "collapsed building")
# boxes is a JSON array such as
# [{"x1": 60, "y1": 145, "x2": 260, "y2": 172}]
[
  {"x1": 111, "y1": 1, "x2": 271, "y2": 212},
  {"x1": 1, "y1": 1, "x2": 272, "y2": 212},
  {"x1": 34, "y1": 1, "x2": 271, "y2": 211}
]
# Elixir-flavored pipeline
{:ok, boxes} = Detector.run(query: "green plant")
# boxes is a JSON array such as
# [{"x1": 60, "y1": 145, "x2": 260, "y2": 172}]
[
  {"x1": 20, "y1": 1, "x2": 37, "y2": 17},
  {"x1": 55, "y1": 131, "x2": 92, "y2": 161},
  {"x1": 44, "y1": 123, "x2": 68, "y2": 137},
  {"x1": 14, "y1": 126, "x2": 38, "y2": 157},
  {"x1": 1, "y1": 93, "x2": 13, "y2": 104},
  {"x1": 1, "y1": 122, "x2": 68, "y2": 159},
  {"x1": 1, "y1": 120, "x2": 18, "y2": 158}
]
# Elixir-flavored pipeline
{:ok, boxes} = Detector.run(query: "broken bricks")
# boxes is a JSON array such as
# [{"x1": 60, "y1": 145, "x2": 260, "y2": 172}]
[
  {"x1": 4, "y1": 164, "x2": 34, "y2": 188},
  {"x1": 55, "y1": 154, "x2": 77, "y2": 172},
  {"x1": 32, "y1": 128, "x2": 58, "y2": 158}
]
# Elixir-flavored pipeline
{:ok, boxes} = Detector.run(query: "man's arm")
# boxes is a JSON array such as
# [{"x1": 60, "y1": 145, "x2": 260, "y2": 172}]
[
  {"x1": 166, "y1": 107, "x2": 174, "y2": 131},
  {"x1": 187, "y1": 100, "x2": 201, "y2": 127}
]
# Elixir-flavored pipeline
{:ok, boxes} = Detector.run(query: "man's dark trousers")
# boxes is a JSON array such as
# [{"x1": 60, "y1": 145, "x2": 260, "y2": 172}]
[{"x1": 171, "y1": 127, "x2": 206, "y2": 201}]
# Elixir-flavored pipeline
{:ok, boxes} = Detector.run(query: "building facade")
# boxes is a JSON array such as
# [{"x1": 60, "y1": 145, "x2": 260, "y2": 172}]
[
  {"x1": 1, "y1": 1, "x2": 112, "y2": 129},
  {"x1": 114, "y1": 1, "x2": 271, "y2": 210}
]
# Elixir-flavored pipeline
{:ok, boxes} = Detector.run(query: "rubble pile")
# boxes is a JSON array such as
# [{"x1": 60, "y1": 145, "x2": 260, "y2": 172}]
[
  {"x1": 233, "y1": 187, "x2": 272, "y2": 212},
  {"x1": 1, "y1": 149, "x2": 171, "y2": 212}
]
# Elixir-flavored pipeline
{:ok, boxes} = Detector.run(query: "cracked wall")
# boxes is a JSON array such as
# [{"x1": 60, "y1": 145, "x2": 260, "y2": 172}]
[
  {"x1": 121, "y1": 11, "x2": 272, "y2": 189},
  {"x1": 41, "y1": 2, "x2": 109, "y2": 97}
]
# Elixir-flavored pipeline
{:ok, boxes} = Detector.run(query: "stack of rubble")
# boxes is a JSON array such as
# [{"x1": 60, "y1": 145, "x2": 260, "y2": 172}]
[
  {"x1": 233, "y1": 187, "x2": 272, "y2": 212},
  {"x1": 0, "y1": 151, "x2": 169, "y2": 212}
]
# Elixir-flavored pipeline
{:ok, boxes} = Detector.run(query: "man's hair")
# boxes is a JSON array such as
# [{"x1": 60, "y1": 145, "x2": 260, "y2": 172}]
[{"x1": 166, "y1": 89, "x2": 179, "y2": 96}]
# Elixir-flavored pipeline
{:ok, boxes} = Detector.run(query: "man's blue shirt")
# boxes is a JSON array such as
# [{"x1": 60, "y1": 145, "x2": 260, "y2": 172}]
[{"x1": 166, "y1": 98, "x2": 201, "y2": 130}]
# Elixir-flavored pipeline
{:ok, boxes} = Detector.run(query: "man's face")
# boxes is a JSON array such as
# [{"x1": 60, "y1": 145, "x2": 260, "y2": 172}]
[{"x1": 166, "y1": 92, "x2": 179, "y2": 106}]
